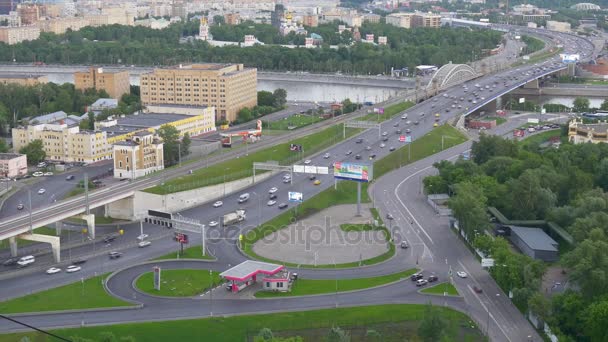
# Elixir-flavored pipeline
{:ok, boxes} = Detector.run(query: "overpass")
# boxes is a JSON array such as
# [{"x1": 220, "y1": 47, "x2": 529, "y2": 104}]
[{"x1": 0, "y1": 25, "x2": 595, "y2": 262}]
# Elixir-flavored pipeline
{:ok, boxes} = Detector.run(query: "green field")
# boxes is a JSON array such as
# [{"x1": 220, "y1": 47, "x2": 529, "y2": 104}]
[
  {"x1": 135, "y1": 269, "x2": 221, "y2": 297},
  {"x1": 145, "y1": 124, "x2": 358, "y2": 195},
  {"x1": 520, "y1": 129, "x2": 562, "y2": 148},
  {"x1": 0, "y1": 226, "x2": 64, "y2": 249},
  {"x1": 0, "y1": 304, "x2": 483, "y2": 342},
  {"x1": 420, "y1": 282, "x2": 460, "y2": 296},
  {"x1": 154, "y1": 245, "x2": 215, "y2": 260},
  {"x1": 339, "y1": 223, "x2": 375, "y2": 232},
  {"x1": 360, "y1": 101, "x2": 414, "y2": 122},
  {"x1": 265, "y1": 114, "x2": 326, "y2": 130},
  {"x1": 255, "y1": 269, "x2": 417, "y2": 298},
  {"x1": 0, "y1": 274, "x2": 130, "y2": 314}
]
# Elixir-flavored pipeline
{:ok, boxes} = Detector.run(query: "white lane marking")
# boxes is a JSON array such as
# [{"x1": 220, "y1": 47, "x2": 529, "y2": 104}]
[{"x1": 467, "y1": 284, "x2": 513, "y2": 342}]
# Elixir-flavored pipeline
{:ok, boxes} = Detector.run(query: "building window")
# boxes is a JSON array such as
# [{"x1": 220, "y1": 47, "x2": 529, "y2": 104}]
[{"x1": 266, "y1": 282, "x2": 270, "y2": 287}]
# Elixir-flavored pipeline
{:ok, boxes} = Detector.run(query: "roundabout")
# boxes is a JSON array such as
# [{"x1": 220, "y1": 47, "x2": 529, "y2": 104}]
[{"x1": 135, "y1": 269, "x2": 221, "y2": 297}]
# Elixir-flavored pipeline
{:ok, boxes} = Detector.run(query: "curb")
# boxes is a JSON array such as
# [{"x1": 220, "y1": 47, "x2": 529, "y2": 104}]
[
  {"x1": 4, "y1": 304, "x2": 143, "y2": 318},
  {"x1": 417, "y1": 282, "x2": 462, "y2": 298}
]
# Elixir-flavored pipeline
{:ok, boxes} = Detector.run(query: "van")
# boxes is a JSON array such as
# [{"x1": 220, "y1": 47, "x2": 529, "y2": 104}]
[
  {"x1": 17, "y1": 255, "x2": 35, "y2": 266},
  {"x1": 238, "y1": 193, "x2": 250, "y2": 203}
]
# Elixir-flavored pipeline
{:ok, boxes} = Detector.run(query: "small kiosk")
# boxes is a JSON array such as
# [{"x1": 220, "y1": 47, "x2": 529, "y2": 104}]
[{"x1": 220, "y1": 260, "x2": 289, "y2": 293}]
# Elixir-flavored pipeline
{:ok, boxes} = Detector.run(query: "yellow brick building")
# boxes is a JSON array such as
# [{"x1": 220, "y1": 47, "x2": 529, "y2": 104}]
[
  {"x1": 74, "y1": 67, "x2": 131, "y2": 100},
  {"x1": 0, "y1": 75, "x2": 48, "y2": 86}
]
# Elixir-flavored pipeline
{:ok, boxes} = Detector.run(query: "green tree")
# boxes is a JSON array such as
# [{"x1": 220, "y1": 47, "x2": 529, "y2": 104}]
[
  {"x1": 418, "y1": 303, "x2": 447, "y2": 342},
  {"x1": 157, "y1": 125, "x2": 180, "y2": 166},
  {"x1": 258, "y1": 91, "x2": 275, "y2": 107},
  {"x1": 550, "y1": 290, "x2": 586, "y2": 340},
  {"x1": 584, "y1": 299, "x2": 608, "y2": 342},
  {"x1": 19, "y1": 139, "x2": 46, "y2": 164},
  {"x1": 99, "y1": 332, "x2": 117, "y2": 342},
  {"x1": 471, "y1": 133, "x2": 518, "y2": 164},
  {"x1": 528, "y1": 292, "x2": 551, "y2": 323},
  {"x1": 272, "y1": 88, "x2": 287, "y2": 107},
  {"x1": 563, "y1": 228, "x2": 608, "y2": 300},
  {"x1": 448, "y1": 181, "x2": 489, "y2": 239},
  {"x1": 325, "y1": 326, "x2": 350, "y2": 342},
  {"x1": 87, "y1": 111, "x2": 95, "y2": 130},
  {"x1": 572, "y1": 97, "x2": 590, "y2": 113},
  {"x1": 506, "y1": 170, "x2": 556, "y2": 220},
  {"x1": 237, "y1": 108, "x2": 253, "y2": 123},
  {"x1": 181, "y1": 132, "x2": 191, "y2": 156},
  {"x1": 0, "y1": 138, "x2": 9, "y2": 153},
  {"x1": 600, "y1": 99, "x2": 608, "y2": 111},
  {"x1": 423, "y1": 175, "x2": 448, "y2": 194}
]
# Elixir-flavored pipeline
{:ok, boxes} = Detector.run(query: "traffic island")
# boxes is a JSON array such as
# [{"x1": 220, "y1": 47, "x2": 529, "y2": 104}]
[
  {"x1": 420, "y1": 282, "x2": 460, "y2": 296},
  {"x1": 135, "y1": 269, "x2": 221, "y2": 297}
]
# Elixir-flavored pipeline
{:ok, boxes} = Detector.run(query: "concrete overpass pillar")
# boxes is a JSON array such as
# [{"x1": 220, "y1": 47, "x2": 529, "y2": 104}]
[
  {"x1": 80, "y1": 214, "x2": 95, "y2": 240},
  {"x1": 19, "y1": 233, "x2": 61, "y2": 263},
  {"x1": 55, "y1": 221, "x2": 63, "y2": 235},
  {"x1": 9, "y1": 237, "x2": 17, "y2": 257},
  {"x1": 523, "y1": 79, "x2": 539, "y2": 89},
  {"x1": 496, "y1": 96, "x2": 503, "y2": 110}
]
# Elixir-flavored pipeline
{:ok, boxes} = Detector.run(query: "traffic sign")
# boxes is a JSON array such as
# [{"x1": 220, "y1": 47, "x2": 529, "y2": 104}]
[{"x1": 399, "y1": 135, "x2": 406, "y2": 142}]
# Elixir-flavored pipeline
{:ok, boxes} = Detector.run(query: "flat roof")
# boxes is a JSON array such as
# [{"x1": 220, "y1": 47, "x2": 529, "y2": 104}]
[
  {"x1": 0, "y1": 153, "x2": 24, "y2": 160},
  {"x1": 100, "y1": 113, "x2": 192, "y2": 135},
  {"x1": 509, "y1": 226, "x2": 558, "y2": 252},
  {"x1": 220, "y1": 260, "x2": 284, "y2": 282}
]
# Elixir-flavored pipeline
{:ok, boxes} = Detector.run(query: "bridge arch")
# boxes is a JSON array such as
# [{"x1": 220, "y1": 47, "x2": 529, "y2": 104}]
[{"x1": 426, "y1": 63, "x2": 478, "y2": 91}]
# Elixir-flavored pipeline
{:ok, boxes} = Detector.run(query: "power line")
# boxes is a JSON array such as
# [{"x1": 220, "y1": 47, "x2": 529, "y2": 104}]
[{"x1": 0, "y1": 314, "x2": 72, "y2": 342}]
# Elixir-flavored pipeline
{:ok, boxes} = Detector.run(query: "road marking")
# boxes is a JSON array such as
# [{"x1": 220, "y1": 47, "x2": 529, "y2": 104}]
[{"x1": 467, "y1": 284, "x2": 513, "y2": 342}]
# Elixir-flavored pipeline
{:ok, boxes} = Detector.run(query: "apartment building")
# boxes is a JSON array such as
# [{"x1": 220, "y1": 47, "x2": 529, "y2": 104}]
[
  {"x1": 74, "y1": 67, "x2": 130, "y2": 100},
  {"x1": 38, "y1": 17, "x2": 88, "y2": 35},
  {"x1": 113, "y1": 131, "x2": 163, "y2": 179},
  {"x1": 0, "y1": 153, "x2": 27, "y2": 178},
  {"x1": 568, "y1": 120, "x2": 608, "y2": 144},
  {"x1": 386, "y1": 12, "x2": 441, "y2": 29},
  {"x1": 546, "y1": 20, "x2": 571, "y2": 32},
  {"x1": 413, "y1": 13, "x2": 441, "y2": 28},
  {"x1": 140, "y1": 64, "x2": 257, "y2": 122},
  {"x1": 386, "y1": 12, "x2": 415, "y2": 28},
  {"x1": 17, "y1": 3, "x2": 39, "y2": 25},
  {"x1": 0, "y1": 74, "x2": 48, "y2": 86},
  {"x1": 224, "y1": 12, "x2": 241, "y2": 25},
  {"x1": 0, "y1": 25, "x2": 40, "y2": 45},
  {"x1": 302, "y1": 14, "x2": 318, "y2": 27}
]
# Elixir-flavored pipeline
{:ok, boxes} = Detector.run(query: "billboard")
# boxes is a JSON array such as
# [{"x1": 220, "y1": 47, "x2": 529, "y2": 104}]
[
  {"x1": 560, "y1": 54, "x2": 580, "y2": 63},
  {"x1": 333, "y1": 162, "x2": 373, "y2": 182},
  {"x1": 288, "y1": 192, "x2": 303, "y2": 202},
  {"x1": 153, "y1": 266, "x2": 161, "y2": 291}
]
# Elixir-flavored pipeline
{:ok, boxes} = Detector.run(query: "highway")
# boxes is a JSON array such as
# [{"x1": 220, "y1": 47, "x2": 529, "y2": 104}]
[{"x1": 0, "y1": 25, "x2": 597, "y2": 340}]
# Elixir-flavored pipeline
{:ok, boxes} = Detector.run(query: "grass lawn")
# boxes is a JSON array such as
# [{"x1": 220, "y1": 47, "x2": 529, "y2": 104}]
[
  {"x1": 255, "y1": 268, "x2": 417, "y2": 298},
  {"x1": 265, "y1": 114, "x2": 326, "y2": 130},
  {"x1": 1, "y1": 304, "x2": 483, "y2": 342},
  {"x1": 369, "y1": 208, "x2": 385, "y2": 227},
  {"x1": 0, "y1": 274, "x2": 130, "y2": 314},
  {"x1": 360, "y1": 101, "x2": 414, "y2": 122},
  {"x1": 485, "y1": 116, "x2": 507, "y2": 125},
  {"x1": 420, "y1": 282, "x2": 460, "y2": 296},
  {"x1": 0, "y1": 226, "x2": 64, "y2": 249},
  {"x1": 154, "y1": 245, "x2": 215, "y2": 260},
  {"x1": 520, "y1": 129, "x2": 562, "y2": 148},
  {"x1": 339, "y1": 223, "x2": 374, "y2": 232},
  {"x1": 135, "y1": 269, "x2": 221, "y2": 297},
  {"x1": 145, "y1": 124, "x2": 358, "y2": 195}
]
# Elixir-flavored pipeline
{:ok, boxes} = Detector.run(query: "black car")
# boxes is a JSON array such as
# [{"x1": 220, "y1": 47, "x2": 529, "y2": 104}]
[
  {"x1": 382, "y1": 137, "x2": 389, "y2": 142},
  {"x1": 108, "y1": 252, "x2": 122, "y2": 259},
  {"x1": 2, "y1": 257, "x2": 19, "y2": 266},
  {"x1": 309, "y1": 175, "x2": 316, "y2": 181},
  {"x1": 72, "y1": 259, "x2": 87, "y2": 265},
  {"x1": 428, "y1": 275, "x2": 438, "y2": 282},
  {"x1": 411, "y1": 273, "x2": 423, "y2": 281},
  {"x1": 102, "y1": 235, "x2": 116, "y2": 243},
  {"x1": 17, "y1": 203, "x2": 24, "y2": 210},
  {"x1": 395, "y1": 129, "x2": 402, "y2": 134},
  {"x1": 278, "y1": 203, "x2": 288, "y2": 209},
  {"x1": 369, "y1": 154, "x2": 377, "y2": 159},
  {"x1": 389, "y1": 147, "x2": 396, "y2": 151},
  {"x1": 269, "y1": 194, "x2": 277, "y2": 200},
  {"x1": 355, "y1": 155, "x2": 361, "y2": 160},
  {"x1": 65, "y1": 175, "x2": 75, "y2": 181},
  {"x1": 355, "y1": 138, "x2": 363, "y2": 144}
]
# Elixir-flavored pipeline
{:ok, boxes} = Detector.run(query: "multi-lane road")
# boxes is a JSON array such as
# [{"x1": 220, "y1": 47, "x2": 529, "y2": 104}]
[{"x1": 0, "y1": 24, "x2": 597, "y2": 340}]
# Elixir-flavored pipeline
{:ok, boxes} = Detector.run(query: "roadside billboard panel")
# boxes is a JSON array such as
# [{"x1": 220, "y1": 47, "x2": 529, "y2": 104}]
[
  {"x1": 333, "y1": 162, "x2": 373, "y2": 182},
  {"x1": 288, "y1": 192, "x2": 303, "y2": 202}
]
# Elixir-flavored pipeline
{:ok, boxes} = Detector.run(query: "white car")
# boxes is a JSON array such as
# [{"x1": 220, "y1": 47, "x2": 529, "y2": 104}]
[
  {"x1": 304, "y1": 159, "x2": 312, "y2": 165},
  {"x1": 208, "y1": 221, "x2": 219, "y2": 227},
  {"x1": 43, "y1": 172, "x2": 53, "y2": 176},
  {"x1": 137, "y1": 234, "x2": 149, "y2": 241},
  {"x1": 323, "y1": 153, "x2": 330, "y2": 159},
  {"x1": 380, "y1": 143, "x2": 386, "y2": 148},
  {"x1": 283, "y1": 178, "x2": 291, "y2": 183},
  {"x1": 32, "y1": 172, "x2": 44, "y2": 177},
  {"x1": 382, "y1": 132, "x2": 388, "y2": 136},
  {"x1": 213, "y1": 201, "x2": 223, "y2": 208},
  {"x1": 37, "y1": 188, "x2": 46, "y2": 195},
  {"x1": 268, "y1": 187, "x2": 278, "y2": 194},
  {"x1": 457, "y1": 271, "x2": 467, "y2": 278},
  {"x1": 267, "y1": 200, "x2": 277, "y2": 206},
  {"x1": 66, "y1": 265, "x2": 81, "y2": 273},
  {"x1": 46, "y1": 267, "x2": 61, "y2": 274},
  {"x1": 138, "y1": 241, "x2": 151, "y2": 248}
]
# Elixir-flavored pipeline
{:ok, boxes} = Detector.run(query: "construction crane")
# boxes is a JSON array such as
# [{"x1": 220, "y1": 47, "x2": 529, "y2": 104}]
[{"x1": 220, "y1": 120, "x2": 263, "y2": 147}]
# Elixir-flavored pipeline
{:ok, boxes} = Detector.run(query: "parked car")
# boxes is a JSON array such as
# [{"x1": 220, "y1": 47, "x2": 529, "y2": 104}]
[
  {"x1": 137, "y1": 234, "x2": 149, "y2": 241},
  {"x1": 269, "y1": 187, "x2": 278, "y2": 194},
  {"x1": 17, "y1": 203, "x2": 24, "y2": 210},
  {"x1": 209, "y1": 221, "x2": 219, "y2": 227},
  {"x1": 304, "y1": 160, "x2": 312, "y2": 165},
  {"x1": 355, "y1": 138, "x2": 363, "y2": 144},
  {"x1": 400, "y1": 241, "x2": 409, "y2": 249},
  {"x1": 355, "y1": 155, "x2": 361, "y2": 160},
  {"x1": 389, "y1": 147, "x2": 396, "y2": 151},
  {"x1": 267, "y1": 200, "x2": 277, "y2": 206},
  {"x1": 108, "y1": 252, "x2": 123, "y2": 259},
  {"x1": 269, "y1": 194, "x2": 277, "y2": 200},
  {"x1": 32, "y1": 172, "x2": 43, "y2": 177},
  {"x1": 323, "y1": 153, "x2": 331, "y2": 159},
  {"x1": 314, "y1": 180, "x2": 321, "y2": 185},
  {"x1": 37, "y1": 188, "x2": 46, "y2": 195}
]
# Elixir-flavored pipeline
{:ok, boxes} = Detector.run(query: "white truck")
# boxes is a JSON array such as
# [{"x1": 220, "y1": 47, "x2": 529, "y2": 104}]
[{"x1": 222, "y1": 209, "x2": 246, "y2": 226}]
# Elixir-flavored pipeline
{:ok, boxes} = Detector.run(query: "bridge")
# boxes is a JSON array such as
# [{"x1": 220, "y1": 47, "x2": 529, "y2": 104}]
[{"x1": 0, "y1": 25, "x2": 596, "y2": 263}]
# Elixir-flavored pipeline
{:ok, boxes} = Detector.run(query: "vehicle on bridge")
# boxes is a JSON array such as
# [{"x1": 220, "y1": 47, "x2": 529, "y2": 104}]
[{"x1": 222, "y1": 209, "x2": 246, "y2": 226}]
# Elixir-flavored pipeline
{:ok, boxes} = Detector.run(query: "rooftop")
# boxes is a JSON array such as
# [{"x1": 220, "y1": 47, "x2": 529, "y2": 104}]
[
  {"x1": 31, "y1": 111, "x2": 68, "y2": 124},
  {"x1": 0, "y1": 153, "x2": 24, "y2": 160},
  {"x1": 220, "y1": 260, "x2": 284, "y2": 281},
  {"x1": 100, "y1": 113, "x2": 192, "y2": 136},
  {"x1": 509, "y1": 226, "x2": 558, "y2": 252},
  {"x1": 0, "y1": 74, "x2": 45, "y2": 79},
  {"x1": 90, "y1": 98, "x2": 118, "y2": 108}
]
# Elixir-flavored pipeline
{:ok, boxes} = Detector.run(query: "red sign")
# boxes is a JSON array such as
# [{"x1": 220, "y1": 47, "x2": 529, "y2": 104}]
[
  {"x1": 399, "y1": 135, "x2": 406, "y2": 142},
  {"x1": 174, "y1": 232, "x2": 189, "y2": 244}
]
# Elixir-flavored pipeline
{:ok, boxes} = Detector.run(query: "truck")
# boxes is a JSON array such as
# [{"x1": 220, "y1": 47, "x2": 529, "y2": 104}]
[{"x1": 222, "y1": 209, "x2": 246, "y2": 226}]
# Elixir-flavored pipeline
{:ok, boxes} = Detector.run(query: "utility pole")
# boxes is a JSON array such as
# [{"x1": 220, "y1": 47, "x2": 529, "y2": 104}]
[
  {"x1": 28, "y1": 189, "x2": 33, "y2": 233},
  {"x1": 84, "y1": 173, "x2": 90, "y2": 215}
]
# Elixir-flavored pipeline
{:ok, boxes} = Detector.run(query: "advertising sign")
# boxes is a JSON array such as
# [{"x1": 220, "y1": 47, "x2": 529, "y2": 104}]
[
  {"x1": 399, "y1": 135, "x2": 406, "y2": 142},
  {"x1": 481, "y1": 258, "x2": 495, "y2": 268},
  {"x1": 527, "y1": 118, "x2": 539, "y2": 124},
  {"x1": 288, "y1": 192, "x2": 303, "y2": 202},
  {"x1": 153, "y1": 266, "x2": 161, "y2": 291},
  {"x1": 519, "y1": 97, "x2": 525, "y2": 104},
  {"x1": 293, "y1": 165, "x2": 305, "y2": 173},
  {"x1": 304, "y1": 165, "x2": 316, "y2": 174},
  {"x1": 174, "y1": 232, "x2": 189, "y2": 244},
  {"x1": 333, "y1": 162, "x2": 373, "y2": 182},
  {"x1": 317, "y1": 166, "x2": 329, "y2": 175},
  {"x1": 560, "y1": 54, "x2": 580, "y2": 63}
]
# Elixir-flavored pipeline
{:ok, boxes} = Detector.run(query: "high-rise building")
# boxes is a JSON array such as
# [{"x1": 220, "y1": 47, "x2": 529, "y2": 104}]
[
  {"x1": 0, "y1": 0, "x2": 13, "y2": 15},
  {"x1": 74, "y1": 67, "x2": 130, "y2": 100},
  {"x1": 17, "y1": 3, "x2": 40, "y2": 25},
  {"x1": 224, "y1": 12, "x2": 240, "y2": 25},
  {"x1": 140, "y1": 64, "x2": 257, "y2": 122},
  {"x1": 0, "y1": 26, "x2": 40, "y2": 45}
]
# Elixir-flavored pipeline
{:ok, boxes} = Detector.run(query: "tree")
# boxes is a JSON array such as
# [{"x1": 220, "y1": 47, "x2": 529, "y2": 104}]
[
  {"x1": 423, "y1": 175, "x2": 448, "y2": 194},
  {"x1": 601, "y1": 98, "x2": 608, "y2": 111},
  {"x1": 471, "y1": 133, "x2": 518, "y2": 164},
  {"x1": 448, "y1": 181, "x2": 489, "y2": 239},
  {"x1": 19, "y1": 140, "x2": 46, "y2": 165},
  {"x1": 256, "y1": 328, "x2": 274, "y2": 341},
  {"x1": 181, "y1": 132, "x2": 191, "y2": 157},
  {"x1": 157, "y1": 125, "x2": 180, "y2": 166},
  {"x1": 272, "y1": 88, "x2": 287, "y2": 107},
  {"x1": 418, "y1": 303, "x2": 447, "y2": 342},
  {"x1": 572, "y1": 97, "x2": 590, "y2": 113},
  {"x1": 213, "y1": 15, "x2": 225, "y2": 25},
  {"x1": 584, "y1": 300, "x2": 608, "y2": 342},
  {"x1": 528, "y1": 292, "x2": 550, "y2": 323},
  {"x1": 258, "y1": 91, "x2": 275, "y2": 107},
  {"x1": 506, "y1": 170, "x2": 556, "y2": 220},
  {"x1": 99, "y1": 332, "x2": 118, "y2": 342},
  {"x1": 0, "y1": 138, "x2": 8, "y2": 153},
  {"x1": 325, "y1": 326, "x2": 350, "y2": 342},
  {"x1": 237, "y1": 108, "x2": 253, "y2": 123},
  {"x1": 550, "y1": 290, "x2": 586, "y2": 340},
  {"x1": 562, "y1": 228, "x2": 608, "y2": 300}
]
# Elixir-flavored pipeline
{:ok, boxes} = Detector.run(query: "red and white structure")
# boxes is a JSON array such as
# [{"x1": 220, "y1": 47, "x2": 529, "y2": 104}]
[{"x1": 220, "y1": 260, "x2": 291, "y2": 293}]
